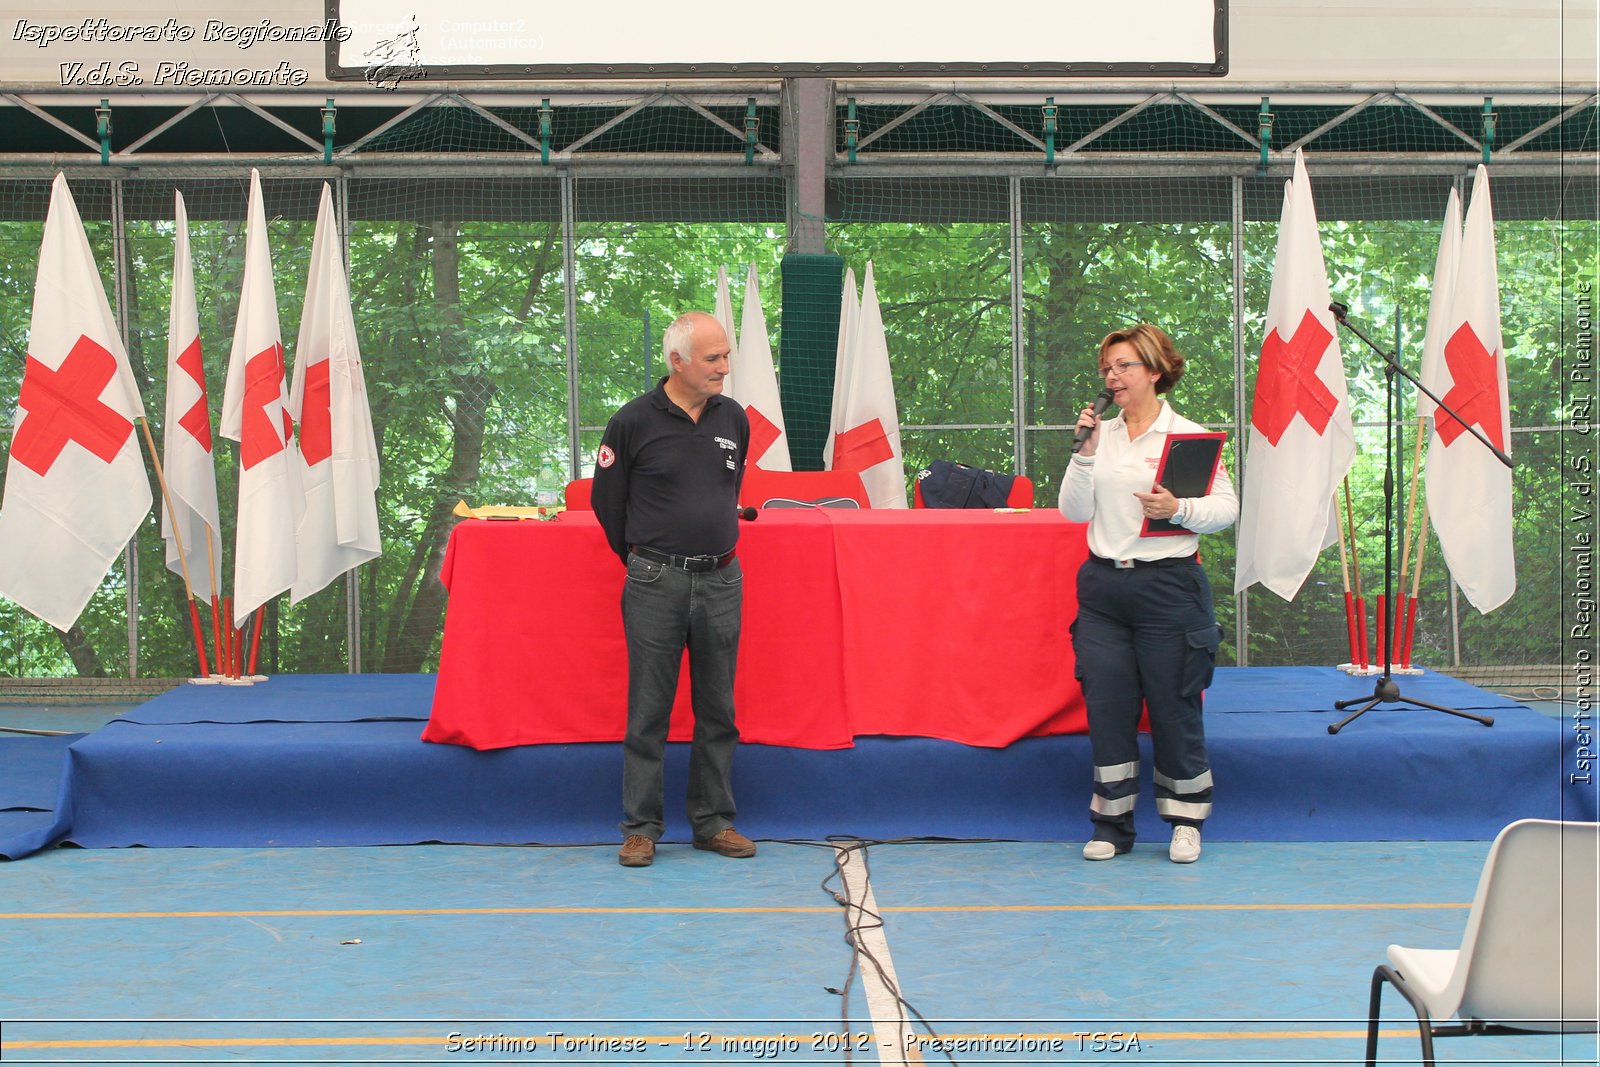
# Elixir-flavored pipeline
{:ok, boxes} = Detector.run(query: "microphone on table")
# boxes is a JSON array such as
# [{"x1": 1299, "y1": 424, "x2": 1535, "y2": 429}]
[
  {"x1": 1071, "y1": 388, "x2": 1116, "y2": 455},
  {"x1": 737, "y1": 506, "x2": 758, "y2": 521}
]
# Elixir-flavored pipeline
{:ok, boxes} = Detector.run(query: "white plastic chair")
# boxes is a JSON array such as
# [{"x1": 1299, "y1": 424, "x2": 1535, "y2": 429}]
[{"x1": 1365, "y1": 818, "x2": 1599, "y2": 1066}]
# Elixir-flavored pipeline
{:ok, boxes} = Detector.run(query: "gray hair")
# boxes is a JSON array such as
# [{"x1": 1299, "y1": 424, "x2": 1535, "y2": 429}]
[{"x1": 662, "y1": 314, "x2": 700, "y2": 372}]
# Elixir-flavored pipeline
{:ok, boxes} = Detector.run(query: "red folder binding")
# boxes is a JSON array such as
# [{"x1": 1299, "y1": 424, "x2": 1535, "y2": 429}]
[{"x1": 1141, "y1": 431, "x2": 1226, "y2": 538}]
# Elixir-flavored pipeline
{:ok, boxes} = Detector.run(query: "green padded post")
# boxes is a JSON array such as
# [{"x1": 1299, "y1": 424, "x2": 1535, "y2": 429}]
[
  {"x1": 1481, "y1": 97, "x2": 1496, "y2": 164},
  {"x1": 1258, "y1": 97, "x2": 1273, "y2": 175},
  {"x1": 1042, "y1": 96, "x2": 1057, "y2": 166},
  {"x1": 778, "y1": 253, "x2": 845, "y2": 471},
  {"x1": 96, "y1": 99, "x2": 111, "y2": 165},
  {"x1": 321, "y1": 99, "x2": 336, "y2": 164}
]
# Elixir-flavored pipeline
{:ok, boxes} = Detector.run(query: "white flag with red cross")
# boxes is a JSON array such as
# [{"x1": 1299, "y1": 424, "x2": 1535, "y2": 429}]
[
  {"x1": 219, "y1": 169, "x2": 301, "y2": 628},
  {"x1": 0, "y1": 173, "x2": 153, "y2": 631},
  {"x1": 822, "y1": 267, "x2": 859, "y2": 472},
  {"x1": 289, "y1": 183, "x2": 382, "y2": 603},
  {"x1": 723, "y1": 264, "x2": 792, "y2": 471},
  {"x1": 1234, "y1": 149, "x2": 1356, "y2": 600},
  {"x1": 826, "y1": 262, "x2": 907, "y2": 508},
  {"x1": 161, "y1": 190, "x2": 222, "y2": 602},
  {"x1": 1422, "y1": 165, "x2": 1515, "y2": 613},
  {"x1": 1417, "y1": 187, "x2": 1463, "y2": 423}
]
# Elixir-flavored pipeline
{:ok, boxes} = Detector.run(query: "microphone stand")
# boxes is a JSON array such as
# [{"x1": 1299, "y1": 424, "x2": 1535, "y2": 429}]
[{"x1": 1327, "y1": 300, "x2": 1512, "y2": 735}]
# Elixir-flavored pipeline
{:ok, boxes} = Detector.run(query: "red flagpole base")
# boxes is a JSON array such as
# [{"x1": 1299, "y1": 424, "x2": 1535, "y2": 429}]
[
  {"x1": 1343, "y1": 591, "x2": 1359, "y2": 666},
  {"x1": 1375, "y1": 594, "x2": 1387, "y2": 672},
  {"x1": 1354, "y1": 596, "x2": 1370, "y2": 670},
  {"x1": 247, "y1": 607, "x2": 265, "y2": 677},
  {"x1": 1402, "y1": 597, "x2": 1420, "y2": 669},
  {"x1": 210, "y1": 595, "x2": 226, "y2": 676},
  {"x1": 187, "y1": 599, "x2": 209, "y2": 678},
  {"x1": 221, "y1": 596, "x2": 231, "y2": 676},
  {"x1": 1391, "y1": 595, "x2": 1408, "y2": 666}
]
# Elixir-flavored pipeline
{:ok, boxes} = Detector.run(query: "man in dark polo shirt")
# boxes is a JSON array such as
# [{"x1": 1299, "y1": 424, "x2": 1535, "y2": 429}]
[{"x1": 591, "y1": 310, "x2": 754, "y2": 868}]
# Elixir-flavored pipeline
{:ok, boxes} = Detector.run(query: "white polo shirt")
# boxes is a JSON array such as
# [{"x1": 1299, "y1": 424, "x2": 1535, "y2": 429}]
[{"x1": 1058, "y1": 399, "x2": 1238, "y2": 563}]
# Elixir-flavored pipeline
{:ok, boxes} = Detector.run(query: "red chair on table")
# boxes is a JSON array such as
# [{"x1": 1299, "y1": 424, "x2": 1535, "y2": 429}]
[
  {"x1": 564, "y1": 478, "x2": 593, "y2": 510},
  {"x1": 740, "y1": 468, "x2": 870, "y2": 509}
]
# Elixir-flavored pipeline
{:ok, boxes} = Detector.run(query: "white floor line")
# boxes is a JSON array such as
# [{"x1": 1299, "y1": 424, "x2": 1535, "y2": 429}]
[{"x1": 834, "y1": 844, "x2": 921, "y2": 1065}]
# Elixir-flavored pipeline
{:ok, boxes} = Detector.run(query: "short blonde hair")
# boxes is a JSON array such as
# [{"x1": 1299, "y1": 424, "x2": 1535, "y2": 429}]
[{"x1": 1098, "y1": 323, "x2": 1186, "y2": 395}]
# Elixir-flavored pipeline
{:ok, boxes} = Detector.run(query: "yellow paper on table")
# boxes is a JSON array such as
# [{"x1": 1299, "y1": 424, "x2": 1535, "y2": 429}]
[{"x1": 452, "y1": 500, "x2": 562, "y2": 520}]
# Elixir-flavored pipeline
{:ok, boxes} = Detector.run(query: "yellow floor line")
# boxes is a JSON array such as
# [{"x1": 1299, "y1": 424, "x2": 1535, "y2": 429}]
[{"x1": 0, "y1": 901, "x2": 1467, "y2": 920}]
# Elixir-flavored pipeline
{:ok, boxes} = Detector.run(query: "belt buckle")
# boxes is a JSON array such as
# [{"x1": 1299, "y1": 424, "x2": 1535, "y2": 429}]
[{"x1": 1114, "y1": 558, "x2": 1136, "y2": 570}]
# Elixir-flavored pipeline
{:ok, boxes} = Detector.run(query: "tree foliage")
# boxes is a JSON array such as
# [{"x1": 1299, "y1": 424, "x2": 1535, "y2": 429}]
[{"x1": 0, "y1": 176, "x2": 1591, "y2": 676}]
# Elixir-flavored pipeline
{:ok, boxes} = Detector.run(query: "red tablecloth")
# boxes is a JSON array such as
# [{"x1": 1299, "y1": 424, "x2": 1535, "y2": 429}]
[{"x1": 424, "y1": 508, "x2": 1090, "y2": 750}]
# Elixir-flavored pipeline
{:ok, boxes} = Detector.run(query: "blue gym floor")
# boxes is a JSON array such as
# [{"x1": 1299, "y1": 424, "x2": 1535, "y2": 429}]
[{"x1": 3, "y1": 702, "x2": 1596, "y2": 1066}]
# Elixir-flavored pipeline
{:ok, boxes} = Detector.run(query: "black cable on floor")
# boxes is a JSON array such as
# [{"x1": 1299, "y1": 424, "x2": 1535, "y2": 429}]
[{"x1": 813, "y1": 834, "x2": 962, "y2": 1066}]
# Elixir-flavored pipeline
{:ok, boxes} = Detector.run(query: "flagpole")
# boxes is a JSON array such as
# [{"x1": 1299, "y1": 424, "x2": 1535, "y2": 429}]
[
  {"x1": 204, "y1": 524, "x2": 225, "y2": 676},
  {"x1": 136, "y1": 417, "x2": 210, "y2": 679},
  {"x1": 1402, "y1": 500, "x2": 1430, "y2": 669},
  {"x1": 1342, "y1": 477, "x2": 1369, "y2": 670},
  {"x1": 1392, "y1": 418, "x2": 1427, "y2": 664},
  {"x1": 1335, "y1": 488, "x2": 1360, "y2": 671},
  {"x1": 248, "y1": 604, "x2": 266, "y2": 677}
]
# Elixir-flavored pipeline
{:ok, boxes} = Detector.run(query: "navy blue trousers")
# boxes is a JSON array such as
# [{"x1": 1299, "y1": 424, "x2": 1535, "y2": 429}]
[{"x1": 1071, "y1": 557, "x2": 1220, "y2": 849}]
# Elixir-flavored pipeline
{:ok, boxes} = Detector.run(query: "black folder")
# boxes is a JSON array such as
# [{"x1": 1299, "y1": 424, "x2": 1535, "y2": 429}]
[{"x1": 1141, "y1": 432, "x2": 1226, "y2": 537}]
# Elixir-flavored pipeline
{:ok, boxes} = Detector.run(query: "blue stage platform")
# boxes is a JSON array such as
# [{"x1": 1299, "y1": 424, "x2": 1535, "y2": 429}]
[{"x1": 2, "y1": 669, "x2": 1592, "y2": 860}]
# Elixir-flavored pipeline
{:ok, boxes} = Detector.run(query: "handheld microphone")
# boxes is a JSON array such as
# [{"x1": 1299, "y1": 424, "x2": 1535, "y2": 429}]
[
  {"x1": 1072, "y1": 388, "x2": 1116, "y2": 454},
  {"x1": 737, "y1": 506, "x2": 758, "y2": 521}
]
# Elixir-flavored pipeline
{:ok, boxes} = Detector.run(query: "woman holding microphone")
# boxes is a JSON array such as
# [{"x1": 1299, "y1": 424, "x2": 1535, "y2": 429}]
[{"x1": 1059, "y1": 324, "x2": 1238, "y2": 863}]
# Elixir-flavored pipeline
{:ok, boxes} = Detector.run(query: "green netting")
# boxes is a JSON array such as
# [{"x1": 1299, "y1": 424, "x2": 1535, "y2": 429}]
[
  {"x1": 839, "y1": 98, "x2": 1598, "y2": 159},
  {"x1": 349, "y1": 97, "x2": 779, "y2": 158},
  {"x1": 3, "y1": 91, "x2": 1593, "y2": 159},
  {"x1": 777, "y1": 253, "x2": 845, "y2": 470}
]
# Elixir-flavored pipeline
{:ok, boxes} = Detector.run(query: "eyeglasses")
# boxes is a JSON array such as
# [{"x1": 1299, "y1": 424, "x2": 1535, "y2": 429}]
[{"x1": 1098, "y1": 359, "x2": 1147, "y2": 378}]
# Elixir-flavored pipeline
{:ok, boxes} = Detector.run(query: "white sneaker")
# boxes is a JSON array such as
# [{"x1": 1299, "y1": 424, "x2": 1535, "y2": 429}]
[
  {"x1": 1169, "y1": 825, "x2": 1202, "y2": 864},
  {"x1": 1082, "y1": 840, "x2": 1119, "y2": 861}
]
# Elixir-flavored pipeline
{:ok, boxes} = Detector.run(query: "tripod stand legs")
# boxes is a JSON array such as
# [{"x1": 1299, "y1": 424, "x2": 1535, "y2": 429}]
[{"x1": 1330, "y1": 677, "x2": 1496, "y2": 734}]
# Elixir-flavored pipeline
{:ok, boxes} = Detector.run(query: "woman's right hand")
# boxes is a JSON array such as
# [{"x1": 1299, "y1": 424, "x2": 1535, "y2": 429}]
[{"x1": 1074, "y1": 405, "x2": 1101, "y2": 457}]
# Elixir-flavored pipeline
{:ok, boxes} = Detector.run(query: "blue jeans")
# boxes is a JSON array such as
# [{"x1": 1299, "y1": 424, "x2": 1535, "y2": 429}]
[{"x1": 619, "y1": 551, "x2": 743, "y2": 840}]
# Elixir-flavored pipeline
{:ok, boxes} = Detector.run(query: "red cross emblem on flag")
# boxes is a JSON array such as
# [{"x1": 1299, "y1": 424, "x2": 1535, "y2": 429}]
[
  {"x1": 174, "y1": 337, "x2": 212, "y2": 451},
  {"x1": 746, "y1": 405, "x2": 781, "y2": 467},
  {"x1": 1252, "y1": 309, "x2": 1340, "y2": 446},
  {"x1": 1436, "y1": 322, "x2": 1507, "y2": 451},
  {"x1": 240, "y1": 343, "x2": 291, "y2": 470},
  {"x1": 298, "y1": 360, "x2": 333, "y2": 466},
  {"x1": 832, "y1": 418, "x2": 893, "y2": 474},
  {"x1": 12, "y1": 335, "x2": 135, "y2": 476}
]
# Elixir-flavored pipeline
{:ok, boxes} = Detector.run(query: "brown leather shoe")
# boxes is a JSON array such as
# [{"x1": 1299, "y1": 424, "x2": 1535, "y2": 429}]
[
  {"x1": 693, "y1": 827, "x2": 756, "y2": 858},
  {"x1": 618, "y1": 834, "x2": 655, "y2": 867}
]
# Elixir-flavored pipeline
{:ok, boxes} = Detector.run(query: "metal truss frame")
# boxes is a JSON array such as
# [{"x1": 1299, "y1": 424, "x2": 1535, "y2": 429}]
[{"x1": 0, "y1": 82, "x2": 1590, "y2": 178}]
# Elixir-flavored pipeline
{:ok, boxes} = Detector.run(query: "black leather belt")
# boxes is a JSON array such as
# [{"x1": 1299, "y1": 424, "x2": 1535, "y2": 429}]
[
  {"x1": 630, "y1": 544, "x2": 736, "y2": 572},
  {"x1": 1090, "y1": 553, "x2": 1197, "y2": 570}
]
